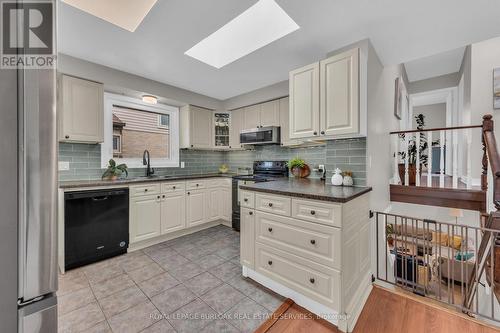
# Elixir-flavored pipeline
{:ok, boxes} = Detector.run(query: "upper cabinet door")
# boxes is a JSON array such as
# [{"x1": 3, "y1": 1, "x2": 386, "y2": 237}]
[
  {"x1": 190, "y1": 106, "x2": 213, "y2": 148},
  {"x1": 230, "y1": 108, "x2": 244, "y2": 149},
  {"x1": 279, "y1": 97, "x2": 294, "y2": 146},
  {"x1": 244, "y1": 104, "x2": 261, "y2": 129},
  {"x1": 59, "y1": 75, "x2": 104, "y2": 143},
  {"x1": 320, "y1": 48, "x2": 359, "y2": 137},
  {"x1": 260, "y1": 100, "x2": 280, "y2": 127},
  {"x1": 289, "y1": 62, "x2": 320, "y2": 139}
]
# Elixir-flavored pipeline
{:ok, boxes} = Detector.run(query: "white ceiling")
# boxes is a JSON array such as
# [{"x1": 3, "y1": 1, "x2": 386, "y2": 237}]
[
  {"x1": 58, "y1": 0, "x2": 500, "y2": 100},
  {"x1": 404, "y1": 47, "x2": 466, "y2": 82}
]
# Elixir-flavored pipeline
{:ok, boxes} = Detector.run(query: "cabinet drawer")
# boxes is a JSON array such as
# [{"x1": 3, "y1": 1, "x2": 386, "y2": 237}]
[
  {"x1": 161, "y1": 182, "x2": 185, "y2": 193},
  {"x1": 240, "y1": 190, "x2": 255, "y2": 209},
  {"x1": 207, "y1": 178, "x2": 232, "y2": 188},
  {"x1": 255, "y1": 211, "x2": 341, "y2": 269},
  {"x1": 255, "y1": 243, "x2": 340, "y2": 310},
  {"x1": 292, "y1": 198, "x2": 341, "y2": 227},
  {"x1": 130, "y1": 184, "x2": 161, "y2": 197},
  {"x1": 255, "y1": 193, "x2": 291, "y2": 216},
  {"x1": 186, "y1": 180, "x2": 206, "y2": 190}
]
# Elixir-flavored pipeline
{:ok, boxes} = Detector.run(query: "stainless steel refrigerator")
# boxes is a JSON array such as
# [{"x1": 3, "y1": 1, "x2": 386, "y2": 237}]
[{"x1": 0, "y1": 0, "x2": 58, "y2": 331}]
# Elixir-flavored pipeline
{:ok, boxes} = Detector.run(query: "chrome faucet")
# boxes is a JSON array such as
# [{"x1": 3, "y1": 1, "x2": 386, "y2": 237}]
[{"x1": 142, "y1": 150, "x2": 155, "y2": 177}]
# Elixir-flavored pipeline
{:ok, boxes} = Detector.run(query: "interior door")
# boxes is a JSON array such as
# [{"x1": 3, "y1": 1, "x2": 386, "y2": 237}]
[
  {"x1": 320, "y1": 48, "x2": 359, "y2": 136},
  {"x1": 289, "y1": 62, "x2": 320, "y2": 139}
]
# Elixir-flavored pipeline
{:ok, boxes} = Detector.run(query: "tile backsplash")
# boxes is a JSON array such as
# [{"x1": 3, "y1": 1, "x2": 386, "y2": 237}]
[{"x1": 59, "y1": 138, "x2": 366, "y2": 185}]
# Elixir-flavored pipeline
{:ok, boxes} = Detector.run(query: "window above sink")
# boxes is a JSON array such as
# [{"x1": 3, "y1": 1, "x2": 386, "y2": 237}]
[{"x1": 101, "y1": 93, "x2": 180, "y2": 168}]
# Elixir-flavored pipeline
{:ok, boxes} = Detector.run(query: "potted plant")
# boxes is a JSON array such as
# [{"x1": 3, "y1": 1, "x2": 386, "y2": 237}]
[
  {"x1": 287, "y1": 157, "x2": 310, "y2": 178},
  {"x1": 102, "y1": 159, "x2": 128, "y2": 181},
  {"x1": 397, "y1": 114, "x2": 428, "y2": 185},
  {"x1": 386, "y1": 224, "x2": 395, "y2": 247}
]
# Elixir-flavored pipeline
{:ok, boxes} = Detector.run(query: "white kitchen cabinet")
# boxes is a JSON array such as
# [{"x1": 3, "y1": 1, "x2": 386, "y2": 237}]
[
  {"x1": 320, "y1": 48, "x2": 359, "y2": 136},
  {"x1": 289, "y1": 62, "x2": 320, "y2": 139},
  {"x1": 130, "y1": 194, "x2": 162, "y2": 243},
  {"x1": 229, "y1": 108, "x2": 244, "y2": 149},
  {"x1": 244, "y1": 104, "x2": 261, "y2": 129},
  {"x1": 259, "y1": 100, "x2": 280, "y2": 127},
  {"x1": 180, "y1": 105, "x2": 213, "y2": 149},
  {"x1": 58, "y1": 75, "x2": 104, "y2": 143},
  {"x1": 213, "y1": 112, "x2": 230, "y2": 149},
  {"x1": 289, "y1": 47, "x2": 360, "y2": 140},
  {"x1": 240, "y1": 208, "x2": 255, "y2": 269},
  {"x1": 186, "y1": 189, "x2": 206, "y2": 227},
  {"x1": 278, "y1": 97, "x2": 299, "y2": 147},
  {"x1": 219, "y1": 187, "x2": 232, "y2": 221},
  {"x1": 161, "y1": 192, "x2": 186, "y2": 234},
  {"x1": 207, "y1": 188, "x2": 220, "y2": 221}
]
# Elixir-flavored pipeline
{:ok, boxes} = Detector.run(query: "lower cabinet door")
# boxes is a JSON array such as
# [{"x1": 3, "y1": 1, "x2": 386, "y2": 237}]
[
  {"x1": 240, "y1": 208, "x2": 255, "y2": 268},
  {"x1": 130, "y1": 194, "x2": 161, "y2": 243},
  {"x1": 161, "y1": 193, "x2": 186, "y2": 234},
  {"x1": 186, "y1": 189, "x2": 206, "y2": 227},
  {"x1": 207, "y1": 188, "x2": 220, "y2": 221},
  {"x1": 219, "y1": 187, "x2": 231, "y2": 221}
]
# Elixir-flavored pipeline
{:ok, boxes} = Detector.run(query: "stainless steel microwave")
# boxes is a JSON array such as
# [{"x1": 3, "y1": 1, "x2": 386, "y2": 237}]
[{"x1": 240, "y1": 126, "x2": 281, "y2": 145}]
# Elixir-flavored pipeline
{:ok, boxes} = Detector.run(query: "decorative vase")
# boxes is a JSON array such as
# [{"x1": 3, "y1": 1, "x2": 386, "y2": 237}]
[
  {"x1": 103, "y1": 175, "x2": 118, "y2": 181},
  {"x1": 291, "y1": 165, "x2": 311, "y2": 178},
  {"x1": 331, "y1": 168, "x2": 343, "y2": 186},
  {"x1": 343, "y1": 175, "x2": 354, "y2": 186},
  {"x1": 398, "y1": 164, "x2": 419, "y2": 185}
]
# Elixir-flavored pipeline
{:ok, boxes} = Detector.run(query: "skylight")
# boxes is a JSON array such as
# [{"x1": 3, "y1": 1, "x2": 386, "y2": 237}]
[{"x1": 185, "y1": 0, "x2": 299, "y2": 69}]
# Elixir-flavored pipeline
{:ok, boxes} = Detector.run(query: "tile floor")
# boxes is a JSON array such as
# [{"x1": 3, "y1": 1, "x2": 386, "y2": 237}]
[{"x1": 58, "y1": 223, "x2": 285, "y2": 333}]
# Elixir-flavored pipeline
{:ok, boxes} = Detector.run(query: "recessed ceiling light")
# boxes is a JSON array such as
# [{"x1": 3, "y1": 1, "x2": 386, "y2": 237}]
[
  {"x1": 185, "y1": 0, "x2": 299, "y2": 69},
  {"x1": 62, "y1": 0, "x2": 158, "y2": 32},
  {"x1": 142, "y1": 95, "x2": 158, "y2": 104}
]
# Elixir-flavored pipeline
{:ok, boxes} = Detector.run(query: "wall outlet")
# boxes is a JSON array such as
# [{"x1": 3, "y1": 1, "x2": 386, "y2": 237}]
[
  {"x1": 180, "y1": 161, "x2": 185, "y2": 168},
  {"x1": 318, "y1": 164, "x2": 325, "y2": 172},
  {"x1": 58, "y1": 161, "x2": 70, "y2": 171}
]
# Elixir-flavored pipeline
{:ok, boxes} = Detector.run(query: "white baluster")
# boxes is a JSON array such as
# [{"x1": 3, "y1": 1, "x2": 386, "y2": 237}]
[
  {"x1": 467, "y1": 129, "x2": 472, "y2": 189},
  {"x1": 452, "y1": 129, "x2": 458, "y2": 189},
  {"x1": 427, "y1": 131, "x2": 433, "y2": 187},
  {"x1": 440, "y1": 130, "x2": 445, "y2": 188},
  {"x1": 393, "y1": 134, "x2": 399, "y2": 184},
  {"x1": 416, "y1": 133, "x2": 421, "y2": 186},
  {"x1": 405, "y1": 133, "x2": 410, "y2": 186}
]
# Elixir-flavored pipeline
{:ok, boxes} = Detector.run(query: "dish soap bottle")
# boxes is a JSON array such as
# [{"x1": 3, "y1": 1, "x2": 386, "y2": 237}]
[{"x1": 331, "y1": 168, "x2": 343, "y2": 186}]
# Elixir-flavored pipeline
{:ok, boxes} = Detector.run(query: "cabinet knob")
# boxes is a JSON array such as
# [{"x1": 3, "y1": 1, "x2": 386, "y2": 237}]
[
  {"x1": 320, "y1": 131, "x2": 325, "y2": 135},
  {"x1": 244, "y1": 198, "x2": 248, "y2": 202},
  {"x1": 187, "y1": 192, "x2": 190, "y2": 195},
  {"x1": 65, "y1": 135, "x2": 69, "y2": 139},
  {"x1": 268, "y1": 227, "x2": 273, "y2": 232},
  {"x1": 157, "y1": 195, "x2": 161, "y2": 199},
  {"x1": 310, "y1": 210, "x2": 316, "y2": 215},
  {"x1": 249, "y1": 211, "x2": 253, "y2": 215},
  {"x1": 310, "y1": 239, "x2": 316, "y2": 245},
  {"x1": 162, "y1": 195, "x2": 166, "y2": 198},
  {"x1": 268, "y1": 260, "x2": 273, "y2": 266},
  {"x1": 144, "y1": 189, "x2": 148, "y2": 192},
  {"x1": 196, "y1": 184, "x2": 199, "y2": 187},
  {"x1": 313, "y1": 131, "x2": 318, "y2": 135},
  {"x1": 268, "y1": 203, "x2": 273, "y2": 207},
  {"x1": 173, "y1": 186, "x2": 176, "y2": 189},
  {"x1": 191, "y1": 145, "x2": 194, "y2": 148},
  {"x1": 310, "y1": 278, "x2": 315, "y2": 284}
]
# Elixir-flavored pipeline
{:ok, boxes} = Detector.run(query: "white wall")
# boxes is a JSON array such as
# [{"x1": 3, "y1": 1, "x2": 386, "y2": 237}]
[
  {"x1": 409, "y1": 72, "x2": 460, "y2": 94},
  {"x1": 413, "y1": 103, "x2": 447, "y2": 128},
  {"x1": 222, "y1": 80, "x2": 288, "y2": 111}
]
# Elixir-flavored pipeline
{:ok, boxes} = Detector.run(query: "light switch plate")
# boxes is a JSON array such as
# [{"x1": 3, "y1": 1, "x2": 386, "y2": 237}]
[
  {"x1": 59, "y1": 161, "x2": 70, "y2": 171},
  {"x1": 180, "y1": 161, "x2": 185, "y2": 168}
]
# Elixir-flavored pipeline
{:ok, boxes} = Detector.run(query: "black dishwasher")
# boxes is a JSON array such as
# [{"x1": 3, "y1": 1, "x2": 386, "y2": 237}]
[{"x1": 65, "y1": 188, "x2": 129, "y2": 270}]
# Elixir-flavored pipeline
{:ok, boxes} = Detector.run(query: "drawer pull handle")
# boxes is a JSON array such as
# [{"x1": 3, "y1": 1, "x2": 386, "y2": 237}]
[
  {"x1": 268, "y1": 260, "x2": 273, "y2": 266},
  {"x1": 268, "y1": 203, "x2": 273, "y2": 207},
  {"x1": 310, "y1": 239, "x2": 316, "y2": 245},
  {"x1": 144, "y1": 189, "x2": 148, "y2": 192},
  {"x1": 310, "y1": 278, "x2": 315, "y2": 284},
  {"x1": 173, "y1": 186, "x2": 176, "y2": 189},
  {"x1": 249, "y1": 211, "x2": 253, "y2": 215},
  {"x1": 310, "y1": 210, "x2": 316, "y2": 215},
  {"x1": 65, "y1": 135, "x2": 70, "y2": 139},
  {"x1": 196, "y1": 184, "x2": 199, "y2": 187},
  {"x1": 268, "y1": 227, "x2": 273, "y2": 232},
  {"x1": 162, "y1": 195, "x2": 166, "y2": 198},
  {"x1": 244, "y1": 198, "x2": 248, "y2": 202},
  {"x1": 187, "y1": 192, "x2": 191, "y2": 195},
  {"x1": 157, "y1": 195, "x2": 161, "y2": 199}
]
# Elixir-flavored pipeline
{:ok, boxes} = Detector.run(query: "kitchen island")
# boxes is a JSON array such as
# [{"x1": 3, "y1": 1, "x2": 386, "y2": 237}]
[{"x1": 238, "y1": 178, "x2": 372, "y2": 333}]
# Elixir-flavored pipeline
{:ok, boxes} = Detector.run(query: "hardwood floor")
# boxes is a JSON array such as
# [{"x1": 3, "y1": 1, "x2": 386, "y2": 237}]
[{"x1": 256, "y1": 286, "x2": 500, "y2": 333}]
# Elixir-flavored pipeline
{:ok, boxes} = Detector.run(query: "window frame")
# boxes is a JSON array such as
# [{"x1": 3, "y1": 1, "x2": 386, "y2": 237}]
[
  {"x1": 112, "y1": 134, "x2": 122, "y2": 154},
  {"x1": 102, "y1": 93, "x2": 180, "y2": 168}
]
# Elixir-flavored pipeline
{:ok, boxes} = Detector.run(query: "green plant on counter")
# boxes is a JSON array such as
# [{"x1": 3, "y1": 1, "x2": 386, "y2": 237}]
[
  {"x1": 102, "y1": 159, "x2": 128, "y2": 180},
  {"x1": 286, "y1": 157, "x2": 306, "y2": 169}
]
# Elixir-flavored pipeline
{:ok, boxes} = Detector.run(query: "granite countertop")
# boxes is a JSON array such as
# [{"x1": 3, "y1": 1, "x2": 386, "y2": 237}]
[
  {"x1": 59, "y1": 173, "x2": 235, "y2": 189},
  {"x1": 239, "y1": 178, "x2": 372, "y2": 203}
]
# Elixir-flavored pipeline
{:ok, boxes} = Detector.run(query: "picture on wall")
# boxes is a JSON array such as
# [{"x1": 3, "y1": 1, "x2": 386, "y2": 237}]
[{"x1": 494, "y1": 68, "x2": 500, "y2": 109}]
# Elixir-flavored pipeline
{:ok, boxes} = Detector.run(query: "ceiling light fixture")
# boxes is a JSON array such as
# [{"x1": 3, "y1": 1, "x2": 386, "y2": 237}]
[
  {"x1": 142, "y1": 95, "x2": 158, "y2": 104},
  {"x1": 185, "y1": 0, "x2": 299, "y2": 69}
]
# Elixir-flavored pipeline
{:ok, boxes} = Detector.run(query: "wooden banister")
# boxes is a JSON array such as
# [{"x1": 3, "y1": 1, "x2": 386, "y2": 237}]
[
  {"x1": 482, "y1": 114, "x2": 500, "y2": 210},
  {"x1": 390, "y1": 124, "x2": 483, "y2": 135}
]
